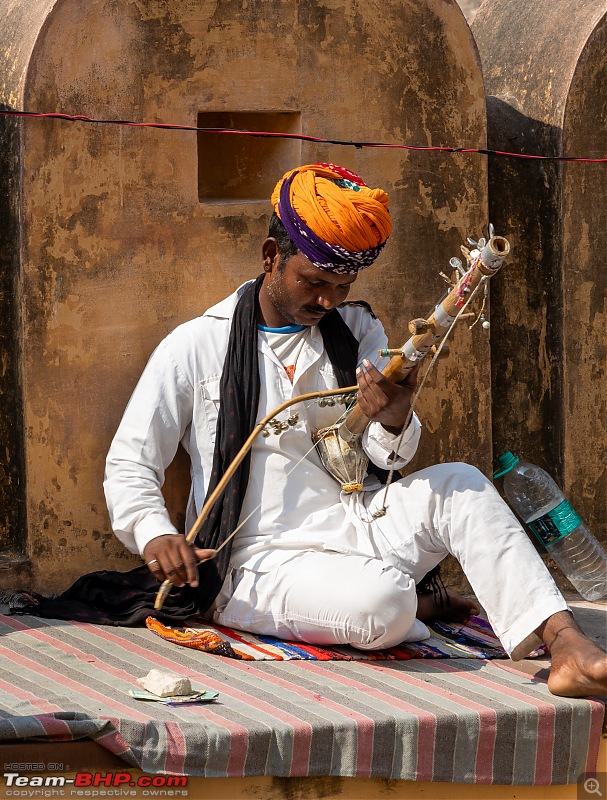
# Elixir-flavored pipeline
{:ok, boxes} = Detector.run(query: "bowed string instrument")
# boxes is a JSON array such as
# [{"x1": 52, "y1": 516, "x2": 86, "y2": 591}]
[{"x1": 155, "y1": 228, "x2": 510, "y2": 610}]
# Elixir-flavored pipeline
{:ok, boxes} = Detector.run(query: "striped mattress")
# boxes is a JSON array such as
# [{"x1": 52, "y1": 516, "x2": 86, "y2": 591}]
[{"x1": 0, "y1": 613, "x2": 602, "y2": 783}]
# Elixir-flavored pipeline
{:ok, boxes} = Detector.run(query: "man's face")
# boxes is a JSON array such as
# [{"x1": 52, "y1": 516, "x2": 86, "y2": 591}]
[{"x1": 260, "y1": 250, "x2": 358, "y2": 327}]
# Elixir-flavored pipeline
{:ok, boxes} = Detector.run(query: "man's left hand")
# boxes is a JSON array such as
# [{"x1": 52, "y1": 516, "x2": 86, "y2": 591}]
[{"x1": 356, "y1": 359, "x2": 418, "y2": 435}]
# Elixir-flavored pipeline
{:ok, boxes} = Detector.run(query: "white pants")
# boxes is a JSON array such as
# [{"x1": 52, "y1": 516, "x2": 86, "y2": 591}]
[{"x1": 213, "y1": 463, "x2": 568, "y2": 659}]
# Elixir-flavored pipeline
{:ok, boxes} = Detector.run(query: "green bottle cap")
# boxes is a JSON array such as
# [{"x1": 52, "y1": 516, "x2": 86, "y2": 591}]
[{"x1": 493, "y1": 451, "x2": 520, "y2": 479}]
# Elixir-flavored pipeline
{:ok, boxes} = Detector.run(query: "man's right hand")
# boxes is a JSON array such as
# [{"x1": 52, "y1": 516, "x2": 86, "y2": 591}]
[{"x1": 142, "y1": 534, "x2": 216, "y2": 588}]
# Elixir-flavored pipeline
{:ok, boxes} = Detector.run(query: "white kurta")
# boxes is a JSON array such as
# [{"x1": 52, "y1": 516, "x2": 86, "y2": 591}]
[{"x1": 104, "y1": 281, "x2": 421, "y2": 569}]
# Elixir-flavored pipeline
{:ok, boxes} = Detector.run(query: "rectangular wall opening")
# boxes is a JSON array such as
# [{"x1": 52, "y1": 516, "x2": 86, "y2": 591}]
[{"x1": 198, "y1": 111, "x2": 301, "y2": 202}]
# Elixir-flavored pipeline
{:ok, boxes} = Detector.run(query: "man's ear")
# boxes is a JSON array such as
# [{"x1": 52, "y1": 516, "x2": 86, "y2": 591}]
[{"x1": 262, "y1": 238, "x2": 280, "y2": 273}]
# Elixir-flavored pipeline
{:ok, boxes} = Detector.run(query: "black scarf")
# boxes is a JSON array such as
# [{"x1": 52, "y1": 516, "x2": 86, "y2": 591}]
[
  {"x1": 192, "y1": 274, "x2": 365, "y2": 612},
  {"x1": 13, "y1": 276, "x2": 367, "y2": 625}
]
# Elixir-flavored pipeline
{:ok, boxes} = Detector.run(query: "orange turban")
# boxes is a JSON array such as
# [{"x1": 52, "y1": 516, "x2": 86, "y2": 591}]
[{"x1": 271, "y1": 163, "x2": 391, "y2": 273}]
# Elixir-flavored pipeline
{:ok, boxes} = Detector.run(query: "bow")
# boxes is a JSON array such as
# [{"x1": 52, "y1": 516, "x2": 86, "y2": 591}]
[{"x1": 154, "y1": 384, "x2": 358, "y2": 610}]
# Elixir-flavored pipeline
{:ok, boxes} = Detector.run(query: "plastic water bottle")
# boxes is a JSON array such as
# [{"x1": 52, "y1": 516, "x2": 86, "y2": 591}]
[{"x1": 494, "y1": 452, "x2": 607, "y2": 602}]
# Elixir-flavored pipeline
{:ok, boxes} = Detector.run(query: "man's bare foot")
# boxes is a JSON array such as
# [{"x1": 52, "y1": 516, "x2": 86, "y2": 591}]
[
  {"x1": 416, "y1": 589, "x2": 480, "y2": 624},
  {"x1": 538, "y1": 611, "x2": 607, "y2": 697}
]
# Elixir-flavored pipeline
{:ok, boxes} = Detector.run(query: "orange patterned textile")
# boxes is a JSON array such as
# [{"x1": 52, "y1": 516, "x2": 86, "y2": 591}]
[
  {"x1": 146, "y1": 615, "x2": 253, "y2": 659},
  {"x1": 144, "y1": 614, "x2": 528, "y2": 662}
]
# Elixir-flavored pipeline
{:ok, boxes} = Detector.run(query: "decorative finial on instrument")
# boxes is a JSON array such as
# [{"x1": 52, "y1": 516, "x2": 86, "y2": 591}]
[{"x1": 449, "y1": 257, "x2": 466, "y2": 277}]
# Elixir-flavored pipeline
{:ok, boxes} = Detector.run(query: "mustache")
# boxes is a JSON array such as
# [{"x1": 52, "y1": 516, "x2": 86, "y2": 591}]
[{"x1": 302, "y1": 306, "x2": 326, "y2": 315}]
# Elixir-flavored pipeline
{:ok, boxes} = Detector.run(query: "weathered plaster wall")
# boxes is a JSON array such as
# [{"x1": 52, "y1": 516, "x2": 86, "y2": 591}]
[
  {"x1": 0, "y1": 2, "x2": 62, "y2": 585},
  {"x1": 473, "y1": 1, "x2": 607, "y2": 582},
  {"x1": 561, "y1": 20, "x2": 607, "y2": 543},
  {"x1": 0, "y1": 107, "x2": 26, "y2": 575},
  {"x1": 1, "y1": 0, "x2": 487, "y2": 592}
]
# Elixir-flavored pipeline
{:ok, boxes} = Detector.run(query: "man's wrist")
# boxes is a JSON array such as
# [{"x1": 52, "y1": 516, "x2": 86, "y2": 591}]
[
  {"x1": 381, "y1": 422, "x2": 405, "y2": 436},
  {"x1": 380, "y1": 408, "x2": 413, "y2": 437},
  {"x1": 371, "y1": 413, "x2": 419, "y2": 449},
  {"x1": 134, "y1": 515, "x2": 180, "y2": 557}
]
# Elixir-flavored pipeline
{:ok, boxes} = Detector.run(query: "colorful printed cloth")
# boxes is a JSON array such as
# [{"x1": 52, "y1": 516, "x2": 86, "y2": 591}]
[{"x1": 145, "y1": 615, "x2": 533, "y2": 661}]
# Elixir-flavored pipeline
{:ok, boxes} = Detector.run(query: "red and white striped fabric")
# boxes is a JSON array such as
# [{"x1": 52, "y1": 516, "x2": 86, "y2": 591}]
[{"x1": 0, "y1": 613, "x2": 602, "y2": 783}]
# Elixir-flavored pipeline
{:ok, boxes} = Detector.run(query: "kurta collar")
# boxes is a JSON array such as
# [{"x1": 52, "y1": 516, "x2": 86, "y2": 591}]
[
  {"x1": 202, "y1": 280, "x2": 255, "y2": 321},
  {"x1": 203, "y1": 279, "x2": 327, "y2": 382}
]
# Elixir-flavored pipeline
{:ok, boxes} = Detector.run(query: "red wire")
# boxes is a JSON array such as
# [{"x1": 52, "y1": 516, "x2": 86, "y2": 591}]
[{"x1": 2, "y1": 109, "x2": 607, "y2": 163}]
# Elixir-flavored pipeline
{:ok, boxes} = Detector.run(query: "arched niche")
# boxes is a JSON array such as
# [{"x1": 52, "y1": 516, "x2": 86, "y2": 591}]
[
  {"x1": 473, "y1": 1, "x2": 607, "y2": 567},
  {"x1": 0, "y1": 0, "x2": 486, "y2": 591}
]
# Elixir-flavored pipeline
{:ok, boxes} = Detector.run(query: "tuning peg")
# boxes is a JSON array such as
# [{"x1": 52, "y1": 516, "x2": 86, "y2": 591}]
[
  {"x1": 408, "y1": 318, "x2": 430, "y2": 335},
  {"x1": 477, "y1": 238, "x2": 486, "y2": 249},
  {"x1": 449, "y1": 257, "x2": 466, "y2": 277},
  {"x1": 431, "y1": 343, "x2": 449, "y2": 357},
  {"x1": 467, "y1": 237, "x2": 478, "y2": 246},
  {"x1": 488, "y1": 223, "x2": 495, "y2": 238}
]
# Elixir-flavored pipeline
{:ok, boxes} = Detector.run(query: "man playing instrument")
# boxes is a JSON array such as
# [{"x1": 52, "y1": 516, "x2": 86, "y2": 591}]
[{"x1": 105, "y1": 162, "x2": 607, "y2": 698}]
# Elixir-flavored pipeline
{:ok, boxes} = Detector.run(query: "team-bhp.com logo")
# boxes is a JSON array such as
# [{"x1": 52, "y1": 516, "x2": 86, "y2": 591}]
[{"x1": 2, "y1": 771, "x2": 188, "y2": 797}]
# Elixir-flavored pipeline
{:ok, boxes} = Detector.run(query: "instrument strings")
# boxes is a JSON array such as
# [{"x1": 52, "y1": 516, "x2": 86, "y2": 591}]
[
  {"x1": 364, "y1": 274, "x2": 490, "y2": 522},
  {"x1": 207, "y1": 394, "x2": 358, "y2": 559}
]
